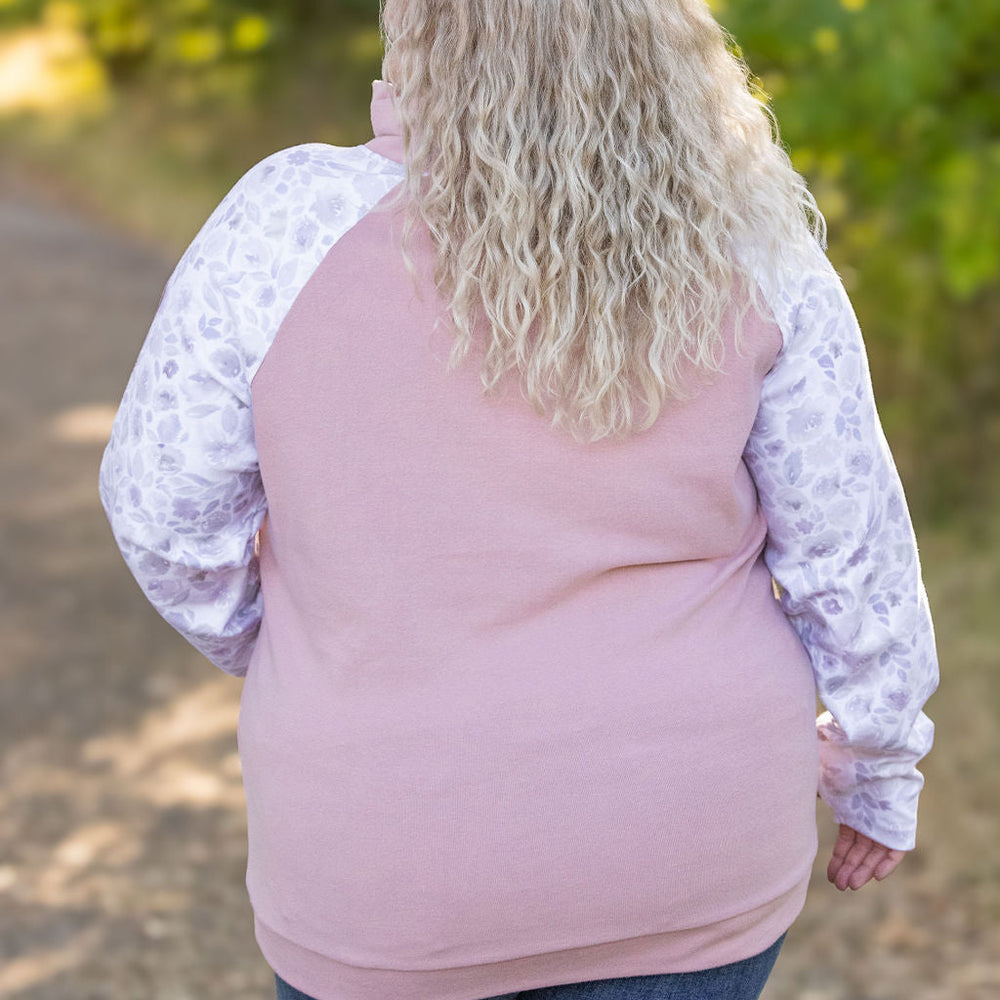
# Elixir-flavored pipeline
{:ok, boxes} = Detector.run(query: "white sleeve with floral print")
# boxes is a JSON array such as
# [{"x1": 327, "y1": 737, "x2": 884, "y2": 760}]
[
  {"x1": 744, "y1": 239, "x2": 939, "y2": 852},
  {"x1": 98, "y1": 143, "x2": 405, "y2": 677}
]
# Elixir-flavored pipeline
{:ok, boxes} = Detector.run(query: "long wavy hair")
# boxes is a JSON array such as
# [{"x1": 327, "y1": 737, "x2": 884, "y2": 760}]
[{"x1": 378, "y1": 0, "x2": 824, "y2": 440}]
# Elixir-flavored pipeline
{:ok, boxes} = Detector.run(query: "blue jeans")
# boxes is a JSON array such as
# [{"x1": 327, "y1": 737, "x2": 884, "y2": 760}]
[{"x1": 274, "y1": 931, "x2": 786, "y2": 1000}]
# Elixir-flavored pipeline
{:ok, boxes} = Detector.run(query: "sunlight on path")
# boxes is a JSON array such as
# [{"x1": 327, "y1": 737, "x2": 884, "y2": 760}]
[{"x1": 48, "y1": 403, "x2": 117, "y2": 445}]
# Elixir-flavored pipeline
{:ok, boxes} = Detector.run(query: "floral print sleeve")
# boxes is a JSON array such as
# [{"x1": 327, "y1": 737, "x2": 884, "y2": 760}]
[
  {"x1": 99, "y1": 143, "x2": 405, "y2": 676},
  {"x1": 744, "y1": 240, "x2": 939, "y2": 851}
]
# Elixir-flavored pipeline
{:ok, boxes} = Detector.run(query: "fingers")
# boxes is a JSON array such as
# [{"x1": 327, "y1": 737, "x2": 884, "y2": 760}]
[
  {"x1": 827, "y1": 824, "x2": 906, "y2": 891},
  {"x1": 826, "y1": 824, "x2": 857, "y2": 885},
  {"x1": 827, "y1": 825, "x2": 867, "y2": 889},
  {"x1": 873, "y1": 851, "x2": 905, "y2": 880},
  {"x1": 843, "y1": 840, "x2": 883, "y2": 890}
]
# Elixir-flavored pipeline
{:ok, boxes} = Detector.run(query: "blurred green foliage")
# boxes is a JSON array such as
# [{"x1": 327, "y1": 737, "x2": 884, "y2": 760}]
[
  {"x1": 1, "y1": 0, "x2": 997, "y2": 526},
  {"x1": 0, "y1": 0, "x2": 379, "y2": 112},
  {"x1": 714, "y1": 0, "x2": 1000, "y2": 524}
]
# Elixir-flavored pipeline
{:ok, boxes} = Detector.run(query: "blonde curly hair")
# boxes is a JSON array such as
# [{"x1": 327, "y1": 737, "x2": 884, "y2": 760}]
[{"x1": 378, "y1": 0, "x2": 824, "y2": 440}]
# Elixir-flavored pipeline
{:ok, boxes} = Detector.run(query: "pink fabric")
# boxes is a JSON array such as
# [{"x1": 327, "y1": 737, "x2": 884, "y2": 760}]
[{"x1": 237, "y1": 80, "x2": 819, "y2": 999}]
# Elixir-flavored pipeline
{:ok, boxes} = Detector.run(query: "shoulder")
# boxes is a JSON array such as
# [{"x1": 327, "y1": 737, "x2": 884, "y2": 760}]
[
  {"x1": 171, "y1": 141, "x2": 404, "y2": 297},
  {"x1": 235, "y1": 141, "x2": 405, "y2": 196},
  {"x1": 739, "y1": 234, "x2": 852, "y2": 355},
  {"x1": 159, "y1": 143, "x2": 405, "y2": 386},
  {"x1": 197, "y1": 142, "x2": 404, "y2": 246}
]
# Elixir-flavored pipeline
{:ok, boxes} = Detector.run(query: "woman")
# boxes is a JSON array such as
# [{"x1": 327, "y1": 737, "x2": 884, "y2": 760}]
[{"x1": 98, "y1": 2, "x2": 938, "y2": 999}]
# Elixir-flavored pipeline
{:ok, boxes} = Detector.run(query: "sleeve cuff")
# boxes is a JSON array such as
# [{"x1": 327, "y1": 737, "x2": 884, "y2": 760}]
[{"x1": 816, "y1": 714, "x2": 925, "y2": 851}]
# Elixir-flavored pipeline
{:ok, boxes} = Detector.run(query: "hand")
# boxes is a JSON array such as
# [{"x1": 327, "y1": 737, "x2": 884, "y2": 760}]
[{"x1": 827, "y1": 824, "x2": 906, "y2": 891}]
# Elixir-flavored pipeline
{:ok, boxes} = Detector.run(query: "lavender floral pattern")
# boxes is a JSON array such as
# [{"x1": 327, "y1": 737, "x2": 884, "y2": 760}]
[
  {"x1": 98, "y1": 143, "x2": 405, "y2": 676},
  {"x1": 744, "y1": 239, "x2": 938, "y2": 851}
]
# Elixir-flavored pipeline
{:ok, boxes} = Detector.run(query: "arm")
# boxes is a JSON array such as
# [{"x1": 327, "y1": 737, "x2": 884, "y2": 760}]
[
  {"x1": 98, "y1": 175, "x2": 267, "y2": 677},
  {"x1": 98, "y1": 143, "x2": 408, "y2": 677},
  {"x1": 743, "y1": 242, "x2": 939, "y2": 853}
]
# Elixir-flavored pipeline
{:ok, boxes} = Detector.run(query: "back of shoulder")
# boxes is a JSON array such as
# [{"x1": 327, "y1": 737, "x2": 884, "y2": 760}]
[
  {"x1": 171, "y1": 141, "x2": 405, "y2": 305},
  {"x1": 244, "y1": 142, "x2": 404, "y2": 196},
  {"x1": 739, "y1": 233, "x2": 855, "y2": 356},
  {"x1": 158, "y1": 143, "x2": 406, "y2": 386},
  {"x1": 200, "y1": 142, "x2": 404, "y2": 247}
]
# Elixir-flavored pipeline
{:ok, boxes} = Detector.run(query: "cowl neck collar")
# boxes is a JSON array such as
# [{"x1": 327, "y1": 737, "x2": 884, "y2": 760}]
[{"x1": 365, "y1": 79, "x2": 405, "y2": 164}]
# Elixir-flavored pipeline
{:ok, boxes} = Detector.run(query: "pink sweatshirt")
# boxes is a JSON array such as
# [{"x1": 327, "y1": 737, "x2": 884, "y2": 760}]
[{"x1": 99, "y1": 81, "x2": 938, "y2": 1000}]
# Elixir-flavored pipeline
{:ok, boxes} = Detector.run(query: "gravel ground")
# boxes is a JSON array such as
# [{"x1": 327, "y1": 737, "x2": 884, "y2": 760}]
[{"x1": 1, "y1": 167, "x2": 996, "y2": 1000}]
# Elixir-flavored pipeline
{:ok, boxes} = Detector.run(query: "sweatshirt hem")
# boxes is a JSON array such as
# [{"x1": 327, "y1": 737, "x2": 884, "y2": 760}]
[{"x1": 253, "y1": 874, "x2": 809, "y2": 1000}]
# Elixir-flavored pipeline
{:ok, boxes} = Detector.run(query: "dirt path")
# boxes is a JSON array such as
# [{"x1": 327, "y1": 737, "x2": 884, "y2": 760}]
[
  {"x1": 0, "y1": 168, "x2": 269, "y2": 999},
  {"x1": 0, "y1": 170, "x2": 996, "y2": 999}
]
